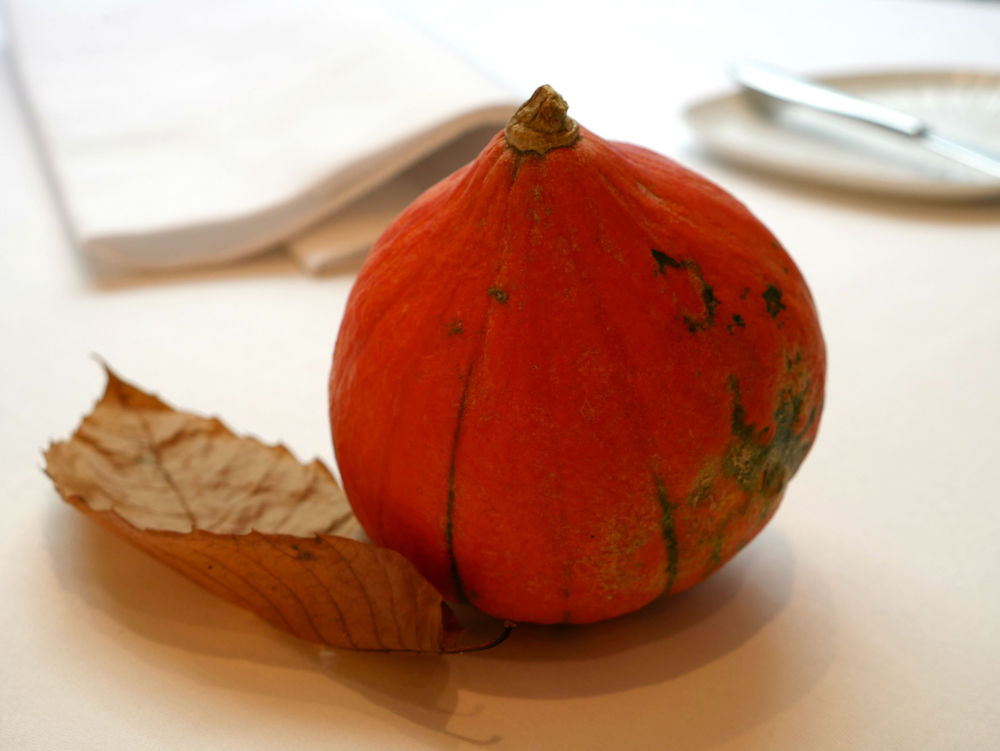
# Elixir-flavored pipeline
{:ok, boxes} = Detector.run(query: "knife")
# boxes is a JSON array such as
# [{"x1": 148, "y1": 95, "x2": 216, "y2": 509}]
[{"x1": 732, "y1": 62, "x2": 1000, "y2": 181}]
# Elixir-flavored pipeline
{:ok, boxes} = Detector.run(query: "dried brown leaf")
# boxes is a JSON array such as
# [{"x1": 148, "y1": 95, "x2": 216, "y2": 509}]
[{"x1": 44, "y1": 367, "x2": 507, "y2": 653}]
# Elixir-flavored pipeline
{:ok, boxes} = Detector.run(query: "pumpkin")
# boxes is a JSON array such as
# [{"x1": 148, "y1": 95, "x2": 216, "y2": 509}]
[{"x1": 329, "y1": 85, "x2": 825, "y2": 625}]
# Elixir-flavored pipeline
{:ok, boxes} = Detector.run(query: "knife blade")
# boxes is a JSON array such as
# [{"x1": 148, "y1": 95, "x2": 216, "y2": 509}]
[{"x1": 732, "y1": 62, "x2": 1000, "y2": 181}]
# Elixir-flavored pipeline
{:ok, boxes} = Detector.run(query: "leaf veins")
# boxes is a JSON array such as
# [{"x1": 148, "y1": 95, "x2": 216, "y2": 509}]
[{"x1": 44, "y1": 366, "x2": 510, "y2": 654}]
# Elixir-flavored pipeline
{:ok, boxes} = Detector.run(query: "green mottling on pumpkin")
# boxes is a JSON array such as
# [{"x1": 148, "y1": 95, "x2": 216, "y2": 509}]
[
  {"x1": 763, "y1": 285, "x2": 786, "y2": 318},
  {"x1": 706, "y1": 533, "x2": 725, "y2": 571},
  {"x1": 654, "y1": 474, "x2": 679, "y2": 594},
  {"x1": 686, "y1": 463, "x2": 718, "y2": 509},
  {"x1": 651, "y1": 248, "x2": 682, "y2": 274},
  {"x1": 650, "y1": 250, "x2": 719, "y2": 332},
  {"x1": 724, "y1": 372, "x2": 813, "y2": 497},
  {"x1": 487, "y1": 285, "x2": 509, "y2": 304},
  {"x1": 685, "y1": 280, "x2": 720, "y2": 333}
]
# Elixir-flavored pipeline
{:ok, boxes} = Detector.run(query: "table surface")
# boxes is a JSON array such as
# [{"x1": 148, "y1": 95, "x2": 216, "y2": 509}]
[{"x1": 3, "y1": 2, "x2": 999, "y2": 749}]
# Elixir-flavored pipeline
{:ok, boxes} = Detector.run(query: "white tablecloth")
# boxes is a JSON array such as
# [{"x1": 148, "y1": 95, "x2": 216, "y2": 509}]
[{"x1": 2, "y1": 1, "x2": 999, "y2": 749}]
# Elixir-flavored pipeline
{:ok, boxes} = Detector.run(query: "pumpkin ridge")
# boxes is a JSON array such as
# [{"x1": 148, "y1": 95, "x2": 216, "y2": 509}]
[
  {"x1": 654, "y1": 475, "x2": 680, "y2": 593},
  {"x1": 592, "y1": 157, "x2": 701, "y2": 239},
  {"x1": 613, "y1": 140, "x2": 754, "y2": 235},
  {"x1": 556, "y1": 170, "x2": 673, "y2": 610},
  {"x1": 439, "y1": 133, "x2": 508, "y2": 216},
  {"x1": 583, "y1": 245, "x2": 677, "y2": 600},
  {"x1": 343, "y1": 147, "x2": 512, "y2": 369},
  {"x1": 573, "y1": 167, "x2": 727, "y2": 599},
  {"x1": 594, "y1": 142, "x2": 773, "y2": 273},
  {"x1": 445, "y1": 359, "x2": 475, "y2": 604},
  {"x1": 445, "y1": 159, "x2": 521, "y2": 605},
  {"x1": 331, "y1": 146, "x2": 516, "y2": 574}
]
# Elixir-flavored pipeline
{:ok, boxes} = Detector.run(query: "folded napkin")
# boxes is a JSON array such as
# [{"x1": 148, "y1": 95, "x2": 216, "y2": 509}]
[{"x1": 3, "y1": 0, "x2": 519, "y2": 273}]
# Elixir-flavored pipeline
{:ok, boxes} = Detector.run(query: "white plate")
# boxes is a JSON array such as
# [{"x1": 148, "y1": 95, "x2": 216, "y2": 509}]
[{"x1": 685, "y1": 69, "x2": 1000, "y2": 200}]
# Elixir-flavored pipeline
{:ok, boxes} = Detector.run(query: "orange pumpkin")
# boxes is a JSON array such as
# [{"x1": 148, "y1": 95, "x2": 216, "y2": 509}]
[{"x1": 329, "y1": 85, "x2": 825, "y2": 624}]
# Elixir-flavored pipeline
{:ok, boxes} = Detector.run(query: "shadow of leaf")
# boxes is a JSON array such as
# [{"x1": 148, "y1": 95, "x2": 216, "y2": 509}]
[{"x1": 43, "y1": 501, "x2": 481, "y2": 748}]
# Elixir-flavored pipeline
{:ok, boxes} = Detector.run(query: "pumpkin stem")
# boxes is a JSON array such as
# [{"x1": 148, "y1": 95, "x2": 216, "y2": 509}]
[{"x1": 505, "y1": 84, "x2": 580, "y2": 154}]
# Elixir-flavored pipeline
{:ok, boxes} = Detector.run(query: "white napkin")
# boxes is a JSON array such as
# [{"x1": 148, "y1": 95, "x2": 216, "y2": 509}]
[{"x1": 3, "y1": 0, "x2": 519, "y2": 274}]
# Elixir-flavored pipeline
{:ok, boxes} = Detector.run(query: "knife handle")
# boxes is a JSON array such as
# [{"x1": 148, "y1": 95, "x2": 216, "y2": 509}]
[{"x1": 732, "y1": 62, "x2": 927, "y2": 138}]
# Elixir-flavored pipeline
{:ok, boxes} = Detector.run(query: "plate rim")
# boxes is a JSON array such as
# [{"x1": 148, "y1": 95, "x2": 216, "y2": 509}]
[{"x1": 684, "y1": 67, "x2": 1000, "y2": 200}]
